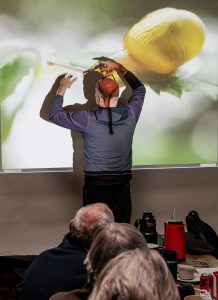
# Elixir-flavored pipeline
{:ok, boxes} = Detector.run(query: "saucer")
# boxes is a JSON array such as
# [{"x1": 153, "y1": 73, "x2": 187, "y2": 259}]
[{"x1": 177, "y1": 272, "x2": 200, "y2": 283}]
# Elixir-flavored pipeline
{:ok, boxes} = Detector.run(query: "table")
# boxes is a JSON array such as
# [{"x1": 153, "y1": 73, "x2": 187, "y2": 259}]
[
  {"x1": 186, "y1": 254, "x2": 218, "y2": 268},
  {"x1": 186, "y1": 254, "x2": 218, "y2": 297}
]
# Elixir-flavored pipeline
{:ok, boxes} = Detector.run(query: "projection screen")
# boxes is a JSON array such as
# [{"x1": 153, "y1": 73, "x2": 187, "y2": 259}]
[{"x1": 0, "y1": 0, "x2": 217, "y2": 171}]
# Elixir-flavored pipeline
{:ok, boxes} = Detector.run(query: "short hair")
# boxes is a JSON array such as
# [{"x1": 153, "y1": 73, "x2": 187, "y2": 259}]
[
  {"x1": 70, "y1": 203, "x2": 114, "y2": 242},
  {"x1": 85, "y1": 223, "x2": 148, "y2": 285},
  {"x1": 89, "y1": 249, "x2": 180, "y2": 300}
]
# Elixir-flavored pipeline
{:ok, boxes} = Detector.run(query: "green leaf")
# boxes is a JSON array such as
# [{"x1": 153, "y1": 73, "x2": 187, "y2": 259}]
[
  {"x1": 138, "y1": 70, "x2": 218, "y2": 99},
  {"x1": 140, "y1": 50, "x2": 218, "y2": 99},
  {"x1": 187, "y1": 77, "x2": 218, "y2": 101},
  {"x1": 0, "y1": 48, "x2": 21, "y2": 69},
  {"x1": 0, "y1": 48, "x2": 41, "y2": 142},
  {"x1": 138, "y1": 72, "x2": 192, "y2": 98},
  {"x1": 0, "y1": 49, "x2": 40, "y2": 103},
  {"x1": 1, "y1": 106, "x2": 20, "y2": 143}
]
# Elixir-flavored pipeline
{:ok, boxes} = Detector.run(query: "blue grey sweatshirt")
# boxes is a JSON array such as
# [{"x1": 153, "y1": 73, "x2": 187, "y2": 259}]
[{"x1": 49, "y1": 72, "x2": 145, "y2": 175}]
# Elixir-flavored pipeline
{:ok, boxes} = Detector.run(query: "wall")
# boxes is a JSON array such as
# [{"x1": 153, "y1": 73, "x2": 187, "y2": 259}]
[{"x1": 0, "y1": 167, "x2": 217, "y2": 256}]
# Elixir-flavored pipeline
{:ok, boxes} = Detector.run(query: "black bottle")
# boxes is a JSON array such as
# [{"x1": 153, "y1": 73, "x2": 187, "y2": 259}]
[
  {"x1": 134, "y1": 211, "x2": 158, "y2": 244},
  {"x1": 160, "y1": 249, "x2": 178, "y2": 281}
]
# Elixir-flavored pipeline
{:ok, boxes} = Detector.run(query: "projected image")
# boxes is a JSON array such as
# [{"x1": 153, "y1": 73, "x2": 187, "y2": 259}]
[{"x1": 0, "y1": 0, "x2": 217, "y2": 170}]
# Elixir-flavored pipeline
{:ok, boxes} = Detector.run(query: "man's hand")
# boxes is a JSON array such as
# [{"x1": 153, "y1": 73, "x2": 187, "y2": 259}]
[
  {"x1": 56, "y1": 74, "x2": 77, "y2": 96},
  {"x1": 60, "y1": 74, "x2": 77, "y2": 89},
  {"x1": 93, "y1": 57, "x2": 127, "y2": 77}
]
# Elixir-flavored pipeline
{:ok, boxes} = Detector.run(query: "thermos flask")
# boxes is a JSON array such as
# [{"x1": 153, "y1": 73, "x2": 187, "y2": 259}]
[
  {"x1": 134, "y1": 211, "x2": 158, "y2": 244},
  {"x1": 164, "y1": 219, "x2": 186, "y2": 261},
  {"x1": 159, "y1": 249, "x2": 178, "y2": 281}
]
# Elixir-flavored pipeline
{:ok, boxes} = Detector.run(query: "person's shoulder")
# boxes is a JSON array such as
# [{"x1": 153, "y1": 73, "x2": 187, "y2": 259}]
[
  {"x1": 34, "y1": 234, "x2": 75, "y2": 258},
  {"x1": 49, "y1": 290, "x2": 73, "y2": 300},
  {"x1": 49, "y1": 288, "x2": 90, "y2": 300}
]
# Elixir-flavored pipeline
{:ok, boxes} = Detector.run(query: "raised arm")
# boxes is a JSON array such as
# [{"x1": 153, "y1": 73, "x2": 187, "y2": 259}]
[
  {"x1": 48, "y1": 75, "x2": 88, "y2": 132},
  {"x1": 94, "y1": 57, "x2": 143, "y2": 89},
  {"x1": 95, "y1": 58, "x2": 146, "y2": 121}
]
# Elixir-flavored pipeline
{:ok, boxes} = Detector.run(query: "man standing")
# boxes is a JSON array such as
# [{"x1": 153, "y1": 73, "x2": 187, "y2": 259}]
[
  {"x1": 16, "y1": 203, "x2": 114, "y2": 300},
  {"x1": 48, "y1": 59, "x2": 146, "y2": 223}
]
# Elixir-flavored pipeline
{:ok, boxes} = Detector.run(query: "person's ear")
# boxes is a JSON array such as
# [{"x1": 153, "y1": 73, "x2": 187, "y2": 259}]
[
  {"x1": 99, "y1": 97, "x2": 105, "y2": 107},
  {"x1": 69, "y1": 219, "x2": 75, "y2": 231},
  {"x1": 111, "y1": 87, "x2": 119, "y2": 98}
]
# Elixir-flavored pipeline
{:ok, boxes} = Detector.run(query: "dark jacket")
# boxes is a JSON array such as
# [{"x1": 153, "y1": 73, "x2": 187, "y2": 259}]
[
  {"x1": 16, "y1": 233, "x2": 87, "y2": 300},
  {"x1": 49, "y1": 287, "x2": 90, "y2": 300}
]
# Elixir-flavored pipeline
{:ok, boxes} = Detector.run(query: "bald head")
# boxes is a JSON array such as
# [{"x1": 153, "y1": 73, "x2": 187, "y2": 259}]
[
  {"x1": 99, "y1": 78, "x2": 119, "y2": 99},
  {"x1": 70, "y1": 203, "x2": 114, "y2": 245}
]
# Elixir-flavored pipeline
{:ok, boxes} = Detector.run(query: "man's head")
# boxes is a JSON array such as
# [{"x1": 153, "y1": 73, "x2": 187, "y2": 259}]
[
  {"x1": 99, "y1": 78, "x2": 119, "y2": 98},
  {"x1": 69, "y1": 203, "x2": 114, "y2": 248},
  {"x1": 95, "y1": 78, "x2": 119, "y2": 108}
]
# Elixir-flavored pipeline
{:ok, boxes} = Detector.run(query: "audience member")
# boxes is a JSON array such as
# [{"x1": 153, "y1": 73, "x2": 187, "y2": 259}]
[
  {"x1": 49, "y1": 223, "x2": 149, "y2": 300},
  {"x1": 16, "y1": 203, "x2": 114, "y2": 300},
  {"x1": 89, "y1": 248, "x2": 180, "y2": 300}
]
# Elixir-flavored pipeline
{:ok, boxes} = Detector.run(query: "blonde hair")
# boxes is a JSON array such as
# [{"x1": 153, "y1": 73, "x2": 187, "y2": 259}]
[
  {"x1": 85, "y1": 223, "x2": 148, "y2": 285},
  {"x1": 89, "y1": 249, "x2": 180, "y2": 300}
]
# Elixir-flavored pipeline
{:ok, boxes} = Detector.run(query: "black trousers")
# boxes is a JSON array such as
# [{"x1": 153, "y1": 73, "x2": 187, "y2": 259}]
[{"x1": 83, "y1": 183, "x2": 132, "y2": 223}]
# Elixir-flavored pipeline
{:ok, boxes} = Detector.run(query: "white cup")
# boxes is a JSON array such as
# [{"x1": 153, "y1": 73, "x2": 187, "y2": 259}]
[{"x1": 178, "y1": 264, "x2": 195, "y2": 280}]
